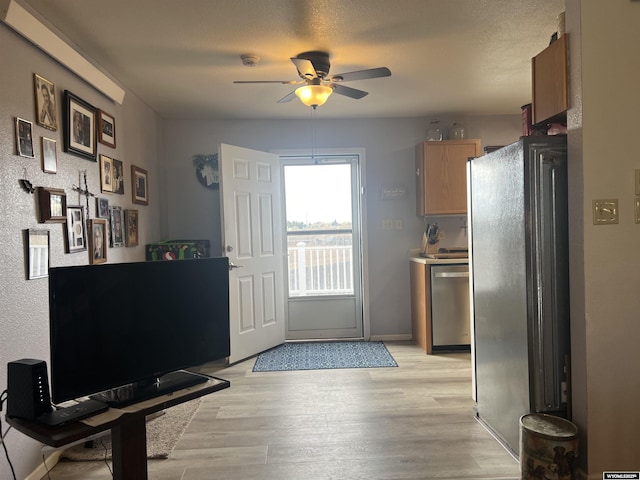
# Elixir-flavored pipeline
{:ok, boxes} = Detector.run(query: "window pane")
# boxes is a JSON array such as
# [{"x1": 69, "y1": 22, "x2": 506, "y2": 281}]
[{"x1": 284, "y1": 164, "x2": 354, "y2": 297}]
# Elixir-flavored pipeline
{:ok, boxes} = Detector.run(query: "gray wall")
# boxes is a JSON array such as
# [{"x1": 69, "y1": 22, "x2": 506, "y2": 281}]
[
  {"x1": 0, "y1": 23, "x2": 162, "y2": 479},
  {"x1": 161, "y1": 115, "x2": 522, "y2": 338},
  {"x1": 566, "y1": 0, "x2": 640, "y2": 476}
]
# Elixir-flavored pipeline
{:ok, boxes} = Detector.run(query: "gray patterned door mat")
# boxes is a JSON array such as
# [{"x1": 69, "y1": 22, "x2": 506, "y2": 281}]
[{"x1": 252, "y1": 341, "x2": 398, "y2": 372}]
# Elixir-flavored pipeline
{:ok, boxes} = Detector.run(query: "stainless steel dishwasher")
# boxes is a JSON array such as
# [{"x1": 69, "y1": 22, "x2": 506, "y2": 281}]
[{"x1": 430, "y1": 264, "x2": 470, "y2": 348}]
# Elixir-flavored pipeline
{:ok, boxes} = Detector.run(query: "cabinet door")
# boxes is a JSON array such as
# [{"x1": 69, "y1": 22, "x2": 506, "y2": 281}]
[
  {"x1": 417, "y1": 140, "x2": 480, "y2": 215},
  {"x1": 532, "y1": 34, "x2": 568, "y2": 125}
]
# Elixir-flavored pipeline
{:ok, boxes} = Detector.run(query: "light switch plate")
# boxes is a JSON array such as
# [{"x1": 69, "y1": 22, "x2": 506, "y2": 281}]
[
  {"x1": 635, "y1": 199, "x2": 640, "y2": 224},
  {"x1": 593, "y1": 199, "x2": 619, "y2": 225}
]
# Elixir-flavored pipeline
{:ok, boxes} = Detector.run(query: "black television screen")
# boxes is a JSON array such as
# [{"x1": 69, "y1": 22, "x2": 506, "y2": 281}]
[{"x1": 48, "y1": 257, "x2": 230, "y2": 405}]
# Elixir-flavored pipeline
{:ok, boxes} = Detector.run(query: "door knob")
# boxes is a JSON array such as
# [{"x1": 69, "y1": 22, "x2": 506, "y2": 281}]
[
  {"x1": 226, "y1": 245, "x2": 234, "y2": 252},
  {"x1": 228, "y1": 262, "x2": 243, "y2": 270}
]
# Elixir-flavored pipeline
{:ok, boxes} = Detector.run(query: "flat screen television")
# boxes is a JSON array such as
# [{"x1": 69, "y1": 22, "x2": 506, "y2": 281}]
[{"x1": 48, "y1": 257, "x2": 230, "y2": 407}]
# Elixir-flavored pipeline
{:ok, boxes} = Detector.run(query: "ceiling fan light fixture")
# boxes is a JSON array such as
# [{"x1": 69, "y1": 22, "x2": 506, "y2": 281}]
[{"x1": 295, "y1": 84, "x2": 333, "y2": 108}]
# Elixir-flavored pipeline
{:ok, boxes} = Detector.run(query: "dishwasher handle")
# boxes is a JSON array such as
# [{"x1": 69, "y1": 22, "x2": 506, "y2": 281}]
[{"x1": 434, "y1": 271, "x2": 469, "y2": 278}]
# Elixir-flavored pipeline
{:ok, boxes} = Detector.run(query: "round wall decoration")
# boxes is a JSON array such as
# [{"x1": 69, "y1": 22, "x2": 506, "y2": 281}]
[{"x1": 192, "y1": 154, "x2": 219, "y2": 190}]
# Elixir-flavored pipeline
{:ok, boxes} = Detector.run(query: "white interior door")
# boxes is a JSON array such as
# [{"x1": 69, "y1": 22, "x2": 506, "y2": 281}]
[{"x1": 220, "y1": 143, "x2": 285, "y2": 364}]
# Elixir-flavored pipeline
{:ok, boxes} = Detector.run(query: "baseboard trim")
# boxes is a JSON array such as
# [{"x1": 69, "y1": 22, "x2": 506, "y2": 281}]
[
  {"x1": 26, "y1": 451, "x2": 62, "y2": 480},
  {"x1": 370, "y1": 334, "x2": 413, "y2": 342}
]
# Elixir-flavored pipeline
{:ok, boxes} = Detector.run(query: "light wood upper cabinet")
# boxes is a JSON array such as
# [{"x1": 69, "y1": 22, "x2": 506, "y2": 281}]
[
  {"x1": 415, "y1": 139, "x2": 481, "y2": 216},
  {"x1": 532, "y1": 34, "x2": 568, "y2": 125}
]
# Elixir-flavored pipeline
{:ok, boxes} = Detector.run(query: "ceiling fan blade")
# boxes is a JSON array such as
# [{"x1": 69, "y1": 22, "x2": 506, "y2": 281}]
[
  {"x1": 277, "y1": 91, "x2": 298, "y2": 103},
  {"x1": 329, "y1": 67, "x2": 392, "y2": 83},
  {"x1": 331, "y1": 84, "x2": 369, "y2": 100},
  {"x1": 233, "y1": 80, "x2": 302, "y2": 85},
  {"x1": 291, "y1": 57, "x2": 318, "y2": 80}
]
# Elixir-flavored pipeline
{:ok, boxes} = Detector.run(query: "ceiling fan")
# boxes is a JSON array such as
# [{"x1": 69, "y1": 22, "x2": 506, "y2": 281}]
[{"x1": 233, "y1": 51, "x2": 392, "y2": 108}]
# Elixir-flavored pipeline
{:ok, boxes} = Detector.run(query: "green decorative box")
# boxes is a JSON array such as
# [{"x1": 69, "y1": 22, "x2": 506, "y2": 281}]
[{"x1": 146, "y1": 239, "x2": 210, "y2": 261}]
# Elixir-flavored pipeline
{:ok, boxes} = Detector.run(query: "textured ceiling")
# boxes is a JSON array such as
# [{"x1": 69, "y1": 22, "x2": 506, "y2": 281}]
[{"x1": 21, "y1": 0, "x2": 565, "y2": 120}]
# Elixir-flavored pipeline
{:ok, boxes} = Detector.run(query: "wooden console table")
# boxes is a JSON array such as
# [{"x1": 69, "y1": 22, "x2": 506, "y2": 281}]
[{"x1": 6, "y1": 376, "x2": 230, "y2": 480}]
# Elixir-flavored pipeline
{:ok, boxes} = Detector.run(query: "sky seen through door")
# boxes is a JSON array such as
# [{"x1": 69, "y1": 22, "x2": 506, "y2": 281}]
[{"x1": 284, "y1": 164, "x2": 352, "y2": 226}]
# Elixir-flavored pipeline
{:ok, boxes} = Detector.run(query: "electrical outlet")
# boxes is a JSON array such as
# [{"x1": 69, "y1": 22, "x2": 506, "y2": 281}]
[{"x1": 593, "y1": 199, "x2": 618, "y2": 225}]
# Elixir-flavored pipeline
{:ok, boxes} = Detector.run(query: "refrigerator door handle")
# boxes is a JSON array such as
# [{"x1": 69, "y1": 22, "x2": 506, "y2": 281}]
[{"x1": 530, "y1": 148, "x2": 570, "y2": 413}]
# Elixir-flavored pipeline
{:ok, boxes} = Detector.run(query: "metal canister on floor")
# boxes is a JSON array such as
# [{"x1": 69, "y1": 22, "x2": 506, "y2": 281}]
[{"x1": 519, "y1": 413, "x2": 578, "y2": 480}]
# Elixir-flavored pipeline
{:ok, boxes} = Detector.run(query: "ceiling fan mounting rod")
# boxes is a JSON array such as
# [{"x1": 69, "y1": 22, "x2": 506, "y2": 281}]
[{"x1": 296, "y1": 51, "x2": 331, "y2": 78}]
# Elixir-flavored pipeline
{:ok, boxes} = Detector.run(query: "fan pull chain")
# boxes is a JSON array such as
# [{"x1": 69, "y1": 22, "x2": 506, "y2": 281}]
[{"x1": 310, "y1": 106, "x2": 317, "y2": 163}]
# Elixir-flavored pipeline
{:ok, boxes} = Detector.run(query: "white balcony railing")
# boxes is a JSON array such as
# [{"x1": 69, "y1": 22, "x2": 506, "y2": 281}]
[{"x1": 288, "y1": 242, "x2": 354, "y2": 296}]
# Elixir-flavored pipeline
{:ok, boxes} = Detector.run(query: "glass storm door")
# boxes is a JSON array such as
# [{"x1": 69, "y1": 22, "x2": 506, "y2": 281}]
[{"x1": 282, "y1": 155, "x2": 363, "y2": 339}]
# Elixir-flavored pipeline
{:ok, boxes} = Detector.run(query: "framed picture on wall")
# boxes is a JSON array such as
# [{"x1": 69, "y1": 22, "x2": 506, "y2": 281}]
[
  {"x1": 64, "y1": 205, "x2": 86, "y2": 253},
  {"x1": 15, "y1": 117, "x2": 35, "y2": 158},
  {"x1": 109, "y1": 206, "x2": 125, "y2": 247},
  {"x1": 131, "y1": 165, "x2": 148, "y2": 205},
  {"x1": 34, "y1": 74, "x2": 58, "y2": 131},
  {"x1": 25, "y1": 229, "x2": 50, "y2": 279},
  {"x1": 63, "y1": 90, "x2": 97, "y2": 161},
  {"x1": 37, "y1": 187, "x2": 67, "y2": 223},
  {"x1": 97, "y1": 109, "x2": 116, "y2": 148},
  {"x1": 88, "y1": 219, "x2": 107, "y2": 264},
  {"x1": 100, "y1": 154, "x2": 113, "y2": 192},
  {"x1": 112, "y1": 158, "x2": 125, "y2": 194},
  {"x1": 42, "y1": 137, "x2": 57, "y2": 173},
  {"x1": 96, "y1": 197, "x2": 109, "y2": 218},
  {"x1": 124, "y1": 209, "x2": 139, "y2": 247}
]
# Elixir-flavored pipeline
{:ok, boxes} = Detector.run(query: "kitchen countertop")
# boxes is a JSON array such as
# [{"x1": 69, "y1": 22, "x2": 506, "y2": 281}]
[{"x1": 408, "y1": 248, "x2": 469, "y2": 265}]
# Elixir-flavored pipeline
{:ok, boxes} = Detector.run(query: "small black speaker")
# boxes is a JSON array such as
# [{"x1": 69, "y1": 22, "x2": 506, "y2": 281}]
[{"x1": 7, "y1": 358, "x2": 53, "y2": 419}]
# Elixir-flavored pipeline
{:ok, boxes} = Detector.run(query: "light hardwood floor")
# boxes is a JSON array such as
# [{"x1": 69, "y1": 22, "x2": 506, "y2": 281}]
[{"x1": 42, "y1": 341, "x2": 519, "y2": 479}]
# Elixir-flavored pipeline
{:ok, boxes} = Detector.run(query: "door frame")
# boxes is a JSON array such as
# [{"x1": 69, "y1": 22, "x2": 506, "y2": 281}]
[{"x1": 272, "y1": 147, "x2": 371, "y2": 341}]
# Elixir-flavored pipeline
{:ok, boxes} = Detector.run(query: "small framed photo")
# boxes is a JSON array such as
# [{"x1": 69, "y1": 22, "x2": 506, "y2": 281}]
[
  {"x1": 88, "y1": 218, "x2": 107, "y2": 264},
  {"x1": 15, "y1": 117, "x2": 35, "y2": 158},
  {"x1": 37, "y1": 187, "x2": 67, "y2": 223},
  {"x1": 97, "y1": 109, "x2": 116, "y2": 148},
  {"x1": 63, "y1": 90, "x2": 97, "y2": 161},
  {"x1": 100, "y1": 154, "x2": 113, "y2": 192},
  {"x1": 131, "y1": 165, "x2": 149, "y2": 205},
  {"x1": 96, "y1": 197, "x2": 109, "y2": 218},
  {"x1": 42, "y1": 137, "x2": 57, "y2": 173},
  {"x1": 109, "y1": 205, "x2": 125, "y2": 247},
  {"x1": 124, "y1": 209, "x2": 139, "y2": 247},
  {"x1": 34, "y1": 74, "x2": 58, "y2": 131},
  {"x1": 65, "y1": 205, "x2": 86, "y2": 253},
  {"x1": 112, "y1": 158, "x2": 125, "y2": 194},
  {"x1": 25, "y1": 229, "x2": 50, "y2": 279}
]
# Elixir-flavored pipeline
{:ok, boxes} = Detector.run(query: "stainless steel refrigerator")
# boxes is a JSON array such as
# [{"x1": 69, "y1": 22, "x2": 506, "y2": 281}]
[{"x1": 468, "y1": 135, "x2": 570, "y2": 456}]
